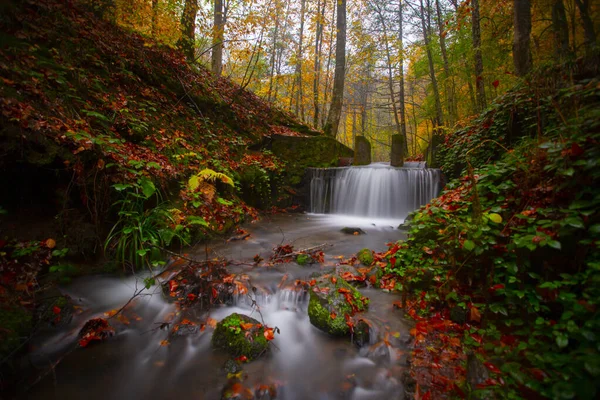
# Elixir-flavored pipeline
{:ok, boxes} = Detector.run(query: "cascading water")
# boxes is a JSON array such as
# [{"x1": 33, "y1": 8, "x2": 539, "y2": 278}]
[
  {"x1": 25, "y1": 216, "x2": 411, "y2": 400},
  {"x1": 308, "y1": 162, "x2": 442, "y2": 220}
]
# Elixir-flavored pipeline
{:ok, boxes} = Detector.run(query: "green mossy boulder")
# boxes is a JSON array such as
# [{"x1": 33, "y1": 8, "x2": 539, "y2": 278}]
[
  {"x1": 308, "y1": 274, "x2": 369, "y2": 337},
  {"x1": 357, "y1": 248, "x2": 374, "y2": 266},
  {"x1": 296, "y1": 253, "x2": 311, "y2": 265},
  {"x1": 212, "y1": 313, "x2": 269, "y2": 361}
]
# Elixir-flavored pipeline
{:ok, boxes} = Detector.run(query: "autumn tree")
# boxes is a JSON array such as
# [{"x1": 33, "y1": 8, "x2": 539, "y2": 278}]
[
  {"x1": 513, "y1": 0, "x2": 532, "y2": 76},
  {"x1": 212, "y1": 0, "x2": 225, "y2": 76},
  {"x1": 471, "y1": 0, "x2": 486, "y2": 111},
  {"x1": 323, "y1": 0, "x2": 346, "y2": 138},
  {"x1": 178, "y1": 0, "x2": 199, "y2": 61}
]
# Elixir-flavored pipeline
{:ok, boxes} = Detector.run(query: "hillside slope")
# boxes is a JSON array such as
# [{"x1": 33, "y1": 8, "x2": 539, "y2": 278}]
[{"x1": 0, "y1": 0, "x2": 349, "y2": 250}]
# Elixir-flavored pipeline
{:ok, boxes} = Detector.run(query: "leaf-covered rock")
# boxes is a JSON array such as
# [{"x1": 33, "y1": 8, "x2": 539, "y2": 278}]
[
  {"x1": 308, "y1": 274, "x2": 369, "y2": 336},
  {"x1": 211, "y1": 313, "x2": 269, "y2": 361}
]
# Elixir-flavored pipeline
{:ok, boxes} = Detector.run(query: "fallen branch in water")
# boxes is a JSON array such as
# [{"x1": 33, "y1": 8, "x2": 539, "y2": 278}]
[{"x1": 279, "y1": 243, "x2": 332, "y2": 258}]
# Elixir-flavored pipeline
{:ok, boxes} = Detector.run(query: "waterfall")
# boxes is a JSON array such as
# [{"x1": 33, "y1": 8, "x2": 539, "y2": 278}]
[{"x1": 308, "y1": 163, "x2": 442, "y2": 220}]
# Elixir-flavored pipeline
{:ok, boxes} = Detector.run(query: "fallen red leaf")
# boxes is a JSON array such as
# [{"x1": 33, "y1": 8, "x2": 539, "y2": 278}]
[{"x1": 263, "y1": 328, "x2": 275, "y2": 341}]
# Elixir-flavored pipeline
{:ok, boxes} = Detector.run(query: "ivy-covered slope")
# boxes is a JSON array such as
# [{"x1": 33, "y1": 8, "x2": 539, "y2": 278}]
[{"x1": 382, "y1": 68, "x2": 600, "y2": 398}]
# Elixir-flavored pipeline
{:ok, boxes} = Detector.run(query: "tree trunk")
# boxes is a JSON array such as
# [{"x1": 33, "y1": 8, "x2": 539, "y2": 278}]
[
  {"x1": 324, "y1": 0, "x2": 346, "y2": 138},
  {"x1": 374, "y1": 3, "x2": 403, "y2": 144},
  {"x1": 421, "y1": 0, "x2": 443, "y2": 167},
  {"x1": 267, "y1": 5, "x2": 280, "y2": 103},
  {"x1": 211, "y1": 0, "x2": 224, "y2": 76},
  {"x1": 421, "y1": 0, "x2": 444, "y2": 128},
  {"x1": 435, "y1": 0, "x2": 457, "y2": 125},
  {"x1": 398, "y1": 0, "x2": 408, "y2": 154},
  {"x1": 151, "y1": 0, "x2": 159, "y2": 38},
  {"x1": 322, "y1": 1, "x2": 337, "y2": 128},
  {"x1": 294, "y1": 0, "x2": 306, "y2": 119},
  {"x1": 513, "y1": 0, "x2": 532, "y2": 76},
  {"x1": 471, "y1": 0, "x2": 486, "y2": 111},
  {"x1": 313, "y1": 0, "x2": 326, "y2": 128},
  {"x1": 574, "y1": 0, "x2": 597, "y2": 55},
  {"x1": 552, "y1": 0, "x2": 570, "y2": 60},
  {"x1": 178, "y1": 0, "x2": 199, "y2": 61}
]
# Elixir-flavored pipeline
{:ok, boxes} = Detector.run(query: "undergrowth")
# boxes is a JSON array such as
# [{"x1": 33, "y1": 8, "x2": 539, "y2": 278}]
[{"x1": 385, "y1": 72, "x2": 600, "y2": 398}]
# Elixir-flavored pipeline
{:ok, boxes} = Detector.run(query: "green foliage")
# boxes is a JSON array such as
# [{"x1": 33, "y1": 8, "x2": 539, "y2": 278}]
[
  {"x1": 105, "y1": 179, "x2": 187, "y2": 270},
  {"x1": 188, "y1": 169, "x2": 234, "y2": 191},
  {"x1": 386, "y1": 77, "x2": 600, "y2": 398}
]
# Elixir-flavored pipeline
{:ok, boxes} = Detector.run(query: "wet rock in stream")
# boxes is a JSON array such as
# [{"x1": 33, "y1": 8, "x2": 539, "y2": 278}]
[
  {"x1": 341, "y1": 227, "x2": 366, "y2": 235},
  {"x1": 307, "y1": 273, "x2": 369, "y2": 336},
  {"x1": 212, "y1": 313, "x2": 269, "y2": 361}
]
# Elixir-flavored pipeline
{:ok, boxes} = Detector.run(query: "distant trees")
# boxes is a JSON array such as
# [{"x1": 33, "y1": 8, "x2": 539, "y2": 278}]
[{"x1": 104, "y1": 0, "x2": 600, "y2": 158}]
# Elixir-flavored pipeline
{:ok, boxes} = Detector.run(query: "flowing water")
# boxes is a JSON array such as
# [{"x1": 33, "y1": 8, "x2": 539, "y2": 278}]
[
  {"x1": 308, "y1": 162, "x2": 442, "y2": 220},
  {"x1": 24, "y1": 164, "x2": 440, "y2": 400}
]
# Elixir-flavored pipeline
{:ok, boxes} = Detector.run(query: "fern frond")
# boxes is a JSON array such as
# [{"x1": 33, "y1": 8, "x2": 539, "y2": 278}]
[{"x1": 188, "y1": 168, "x2": 234, "y2": 191}]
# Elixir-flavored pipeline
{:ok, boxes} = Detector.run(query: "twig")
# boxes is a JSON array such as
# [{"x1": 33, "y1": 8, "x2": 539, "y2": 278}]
[
  {"x1": 106, "y1": 278, "x2": 146, "y2": 321},
  {"x1": 279, "y1": 243, "x2": 332, "y2": 258}
]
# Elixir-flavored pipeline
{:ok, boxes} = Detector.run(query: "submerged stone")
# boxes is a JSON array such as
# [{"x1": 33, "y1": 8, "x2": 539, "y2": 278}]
[
  {"x1": 212, "y1": 313, "x2": 269, "y2": 361},
  {"x1": 340, "y1": 227, "x2": 366, "y2": 235},
  {"x1": 308, "y1": 274, "x2": 369, "y2": 337}
]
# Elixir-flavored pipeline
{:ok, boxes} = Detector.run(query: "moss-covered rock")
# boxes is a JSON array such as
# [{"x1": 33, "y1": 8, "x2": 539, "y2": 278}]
[
  {"x1": 212, "y1": 313, "x2": 269, "y2": 361},
  {"x1": 296, "y1": 253, "x2": 311, "y2": 265},
  {"x1": 308, "y1": 274, "x2": 369, "y2": 337},
  {"x1": 357, "y1": 248, "x2": 374, "y2": 266},
  {"x1": 269, "y1": 135, "x2": 353, "y2": 186}
]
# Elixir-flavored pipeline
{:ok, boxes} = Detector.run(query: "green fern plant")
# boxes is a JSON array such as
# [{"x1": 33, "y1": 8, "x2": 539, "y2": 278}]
[
  {"x1": 105, "y1": 179, "x2": 188, "y2": 271},
  {"x1": 188, "y1": 168, "x2": 234, "y2": 191}
]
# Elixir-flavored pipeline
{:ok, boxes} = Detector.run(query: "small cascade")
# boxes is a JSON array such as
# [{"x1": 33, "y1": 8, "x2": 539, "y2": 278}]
[{"x1": 308, "y1": 163, "x2": 442, "y2": 220}]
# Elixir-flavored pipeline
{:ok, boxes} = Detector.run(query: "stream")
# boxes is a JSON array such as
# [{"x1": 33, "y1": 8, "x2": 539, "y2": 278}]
[{"x1": 24, "y1": 214, "x2": 411, "y2": 400}]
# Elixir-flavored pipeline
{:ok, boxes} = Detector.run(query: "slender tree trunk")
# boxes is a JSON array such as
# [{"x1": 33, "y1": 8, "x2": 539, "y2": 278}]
[
  {"x1": 421, "y1": 0, "x2": 444, "y2": 128},
  {"x1": 374, "y1": 3, "x2": 403, "y2": 142},
  {"x1": 322, "y1": 2, "x2": 336, "y2": 128},
  {"x1": 178, "y1": 0, "x2": 198, "y2": 61},
  {"x1": 513, "y1": 0, "x2": 532, "y2": 76},
  {"x1": 410, "y1": 79, "x2": 418, "y2": 155},
  {"x1": 294, "y1": 0, "x2": 306, "y2": 119},
  {"x1": 211, "y1": 0, "x2": 224, "y2": 76},
  {"x1": 267, "y1": 2, "x2": 282, "y2": 102},
  {"x1": 273, "y1": 1, "x2": 292, "y2": 103},
  {"x1": 313, "y1": 0, "x2": 326, "y2": 128},
  {"x1": 552, "y1": 0, "x2": 570, "y2": 60},
  {"x1": 471, "y1": 0, "x2": 486, "y2": 111},
  {"x1": 421, "y1": 0, "x2": 443, "y2": 166},
  {"x1": 574, "y1": 0, "x2": 597, "y2": 54},
  {"x1": 151, "y1": 0, "x2": 159, "y2": 38},
  {"x1": 324, "y1": 0, "x2": 346, "y2": 138},
  {"x1": 435, "y1": 0, "x2": 457, "y2": 125},
  {"x1": 399, "y1": 1, "x2": 408, "y2": 154}
]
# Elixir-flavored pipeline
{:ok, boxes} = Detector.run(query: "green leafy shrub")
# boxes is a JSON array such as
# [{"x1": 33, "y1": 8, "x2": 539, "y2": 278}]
[
  {"x1": 105, "y1": 178, "x2": 188, "y2": 270},
  {"x1": 386, "y1": 77, "x2": 600, "y2": 398}
]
